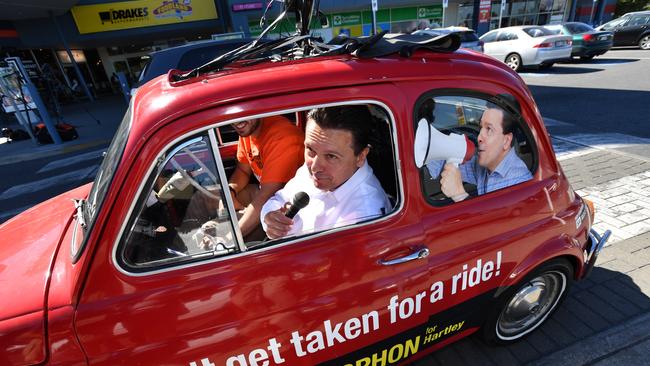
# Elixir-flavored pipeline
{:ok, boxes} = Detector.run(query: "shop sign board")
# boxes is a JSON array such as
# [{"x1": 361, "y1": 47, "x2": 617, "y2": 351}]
[
  {"x1": 417, "y1": 6, "x2": 443, "y2": 19},
  {"x1": 331, "y1": 12, "x2": 362, "y2": 27},
  {"x1": 479, "y1": 0, "x2": 492, "y2": 23},
  {"x1": 71, "y1": 0, "x2": 218, "y2": 34},
  {"x1": 232, "y1": 2, "x2": 263, "y2": 12}
]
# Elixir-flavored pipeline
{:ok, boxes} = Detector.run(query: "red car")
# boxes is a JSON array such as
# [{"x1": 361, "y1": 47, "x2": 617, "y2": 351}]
[{"x1": 0, "y1": 32, "x2": 609, "y2": 366}]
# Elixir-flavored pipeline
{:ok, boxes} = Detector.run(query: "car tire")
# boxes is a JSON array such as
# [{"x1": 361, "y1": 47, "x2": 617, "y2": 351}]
[
  {"x1": 480, "y1": 258, "x2": 573, "y2": 345},
  {"x1": 639, "y1": 35, "x2": 650, "y2": 50},
  {"x1": 505, "y1": 53, "x2": 522, "y2": 72},
  {"x1": 580, "y1": 55, "x2": 594, "y2": 60}
]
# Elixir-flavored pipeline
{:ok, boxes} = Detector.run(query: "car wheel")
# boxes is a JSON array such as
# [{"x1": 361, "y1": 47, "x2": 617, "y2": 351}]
[
  {"x1": 505, "y1": 53, "x2": 522, "y2": 72},
  {"x1": 580, "y1": 55, "x2": 594, "y2": 60},
  {"x1": 640, "y1": 35, "x2": 650, "y2": 50},
  {"x1": 480, "y1": 258, "x2": 573, "y2": 345}
]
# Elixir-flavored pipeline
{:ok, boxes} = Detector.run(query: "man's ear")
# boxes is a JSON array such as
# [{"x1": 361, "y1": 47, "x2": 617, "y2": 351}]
[
  {"x1": 503, "y1": 133, "x2": 513, "y2": 151},
  {"x1": 356, "y1": 146, "x2": 370, "y2": 167}
]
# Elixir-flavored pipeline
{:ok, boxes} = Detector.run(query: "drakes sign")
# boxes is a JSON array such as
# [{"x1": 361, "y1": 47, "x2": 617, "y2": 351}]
[{"x1": 72, "y1": 0, "x2": 218, "y2": 34}]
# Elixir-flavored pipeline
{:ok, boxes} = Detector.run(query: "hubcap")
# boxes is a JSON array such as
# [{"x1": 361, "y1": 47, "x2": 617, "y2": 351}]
[
  {"x1": 507, "y1": 56, "x2": 519, "y2": 70},
  {"x1": 641, "y1": 36, "x2": 650, "y2": 50},
  {"x1": 496, "y1": 271, "x2": 566, "y2": 340}
]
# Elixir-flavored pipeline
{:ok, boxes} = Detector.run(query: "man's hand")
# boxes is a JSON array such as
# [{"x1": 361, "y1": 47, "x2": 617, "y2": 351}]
[
  {"x1": 263, "y1": 204, "x2": 293, "y2": 239},
  {"x1": 440, "y1": 163, "x2": 468, "y2": 202}
]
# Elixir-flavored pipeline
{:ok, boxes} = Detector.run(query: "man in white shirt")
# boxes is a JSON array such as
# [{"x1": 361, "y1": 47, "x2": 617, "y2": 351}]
[{"x1": 261, "y1": 106, "x2": 391, "y2": 239}]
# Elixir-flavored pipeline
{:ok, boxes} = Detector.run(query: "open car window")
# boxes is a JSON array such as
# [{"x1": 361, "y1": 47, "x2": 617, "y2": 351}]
[
  {"x1": 415, "y1": 94, "x2": 536, "y2": 206},
  {"x1": 117, "y1": 103, "x2": 400, "y2": 274}
]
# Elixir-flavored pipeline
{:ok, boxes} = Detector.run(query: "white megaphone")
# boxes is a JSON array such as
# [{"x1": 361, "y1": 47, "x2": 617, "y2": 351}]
[{"x1": 414, "y1": 118, "x2": 476, "y2": 168}]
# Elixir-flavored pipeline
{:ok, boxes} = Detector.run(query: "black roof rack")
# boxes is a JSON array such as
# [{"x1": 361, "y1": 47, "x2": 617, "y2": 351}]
[{"x1": 174, "y1": 1, "x2": 461, "y2": 82}]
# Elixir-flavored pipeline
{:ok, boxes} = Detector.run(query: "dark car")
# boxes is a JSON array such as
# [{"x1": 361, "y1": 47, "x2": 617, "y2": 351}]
[
  {"x1": 545, "y1": 22, "x2": 613, "y2": 60},
  {"x1": 413, "y1": 27, "x2": 484, "y2": 52},
  {"x1": 133, "y1": 38, "x2": 250, "y2": 93},
  {"x1": 596, "y1": 10, "x2": 650, "y2": 50}
]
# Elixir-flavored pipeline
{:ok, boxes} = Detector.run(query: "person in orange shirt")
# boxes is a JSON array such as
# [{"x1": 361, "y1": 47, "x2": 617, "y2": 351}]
[{"x1": 227, "y1": 115, "x2": 304, "y2": 239}]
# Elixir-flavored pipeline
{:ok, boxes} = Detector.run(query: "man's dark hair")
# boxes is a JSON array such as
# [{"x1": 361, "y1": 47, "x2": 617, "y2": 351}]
[{"x1": 307, "y1": 105, "x2": 372, "y2": 155}]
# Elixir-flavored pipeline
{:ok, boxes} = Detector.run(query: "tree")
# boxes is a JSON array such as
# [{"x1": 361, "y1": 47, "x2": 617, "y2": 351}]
[{"x1": 615, "y1": 0, "x2": 650, "y2": 17}]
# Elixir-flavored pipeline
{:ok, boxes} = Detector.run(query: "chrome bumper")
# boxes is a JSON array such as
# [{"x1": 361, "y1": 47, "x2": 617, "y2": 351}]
[{"x1": 582, "y1": 228, "x2": 612, "y2": 278}]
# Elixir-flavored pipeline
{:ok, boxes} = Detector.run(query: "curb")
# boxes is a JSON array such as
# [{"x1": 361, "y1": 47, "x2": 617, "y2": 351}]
[
  {"x1": 0, "y1": 139, "x2": 111, "y2": 167},
  {"x1": 527, "y1": 312, "x2": 650, "y2": 366}
]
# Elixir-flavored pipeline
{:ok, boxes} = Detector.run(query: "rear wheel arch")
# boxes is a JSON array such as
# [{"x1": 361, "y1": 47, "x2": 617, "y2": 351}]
[{"x1": 481, "y1": 257, "x2": 574, "y2": 344}]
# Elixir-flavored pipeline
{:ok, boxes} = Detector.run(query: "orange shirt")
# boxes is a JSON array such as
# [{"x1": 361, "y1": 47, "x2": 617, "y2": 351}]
[{"x1": 236, "y1": 115, "x2": 304, "y2": 184}]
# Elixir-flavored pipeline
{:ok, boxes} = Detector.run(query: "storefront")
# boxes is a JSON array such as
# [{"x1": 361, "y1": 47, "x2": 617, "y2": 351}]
[{"x1": 4, "y1": 0, "x2": 229, "y2": 97}]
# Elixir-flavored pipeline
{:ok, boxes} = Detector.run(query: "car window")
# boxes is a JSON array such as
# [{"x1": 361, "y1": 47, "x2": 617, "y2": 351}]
[
  {"x1": 120, "y1": 133, "x2": 238, "y2": 270},
  {"x1": 458, "y1": 31, "x2": 480, "y2": 42},
  {"x1": 481, "y1": 31, "x2": 499, "y2": 43},
  {"x1": 601, "y1": 16, "x2": 629, "y2": 30},
  {"x1": 414, "y1": 94, "x2": 536, "y2": 206},
  {"x1": 566, "y1": 23, "x2": 593, "y2": 34},
  {"x1": 497, "y1": 31, "x2": 518, "y2": 41},
  {"x1": 544, "y1": 26, "x2": 563, "y2": 35},
  {"x1": 118, "y1": 104, "x2": 400, "y2": 273},
  {"x1": 523, "y1": 27, "x2": 554, "y2": 37},
  {"x1": 628, "y1": 15, "x2": 650, "y2": 26},
  {"x1": 177, "y1": 42, "x2": 246, "y2": 70}
]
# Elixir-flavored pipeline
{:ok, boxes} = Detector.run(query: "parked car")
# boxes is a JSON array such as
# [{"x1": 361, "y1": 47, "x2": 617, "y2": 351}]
[
  {"x1": 596, "y1": 10, "x2": 650, "y2": 50},
  {"x1": 131, "y1": 38, "x2": 250, "y2": 95},
  {"x1": 545, "y1": 22, "x2": 613, "y2": 60},
  {"x1": 413, "y1": 26, "x2": 484, "y2": 52},
  {"x1": 480, "y1": 26, "x2": 573, "y2": 71},
  {"x1": 0, "y1": 31, "x2": 609, "y2": 366}
]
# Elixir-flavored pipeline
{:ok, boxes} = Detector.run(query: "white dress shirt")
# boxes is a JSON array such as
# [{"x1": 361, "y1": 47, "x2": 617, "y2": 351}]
[{"x1": 260, "y1": 161, "x2": 391, "y2": 237}]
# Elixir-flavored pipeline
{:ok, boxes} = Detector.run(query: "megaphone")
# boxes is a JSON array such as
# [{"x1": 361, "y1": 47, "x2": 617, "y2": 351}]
[{"x1": 414, "y1": 118, "x2": 476, "y2": 168}]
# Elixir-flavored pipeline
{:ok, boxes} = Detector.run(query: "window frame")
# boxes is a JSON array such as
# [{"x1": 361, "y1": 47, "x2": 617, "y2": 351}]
[
  {"x1": 413, "y1": 89, "x2": 538, "y2": 208},
  {"x1": 113, "y1": 99, "x2": 404, "y2": 276}
]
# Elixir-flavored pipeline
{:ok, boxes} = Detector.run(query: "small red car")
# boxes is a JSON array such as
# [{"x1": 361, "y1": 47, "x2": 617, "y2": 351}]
[{"x1": 0, "y1": 32, "x2": 609, "y2": 366}]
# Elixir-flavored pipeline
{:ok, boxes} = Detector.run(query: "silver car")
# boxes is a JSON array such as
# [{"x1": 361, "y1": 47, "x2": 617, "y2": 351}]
[{"x1": 479, "y1": 26, "x2": 572, "y2": 71}]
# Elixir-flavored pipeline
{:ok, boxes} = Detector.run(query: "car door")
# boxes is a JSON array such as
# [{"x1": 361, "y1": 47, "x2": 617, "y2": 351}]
[
  {"x1": 413, "y1": 87, "x2": 554, "y2": 338},
  {"x1": 616, "y1": 14, "x2": 650, "y2": 45},
  {"x1": 494, "y1": 30, "x2": 519, "y2": 61},
  {"x1": 72, "y1": 85, "x2": 434, "y2": 365}
]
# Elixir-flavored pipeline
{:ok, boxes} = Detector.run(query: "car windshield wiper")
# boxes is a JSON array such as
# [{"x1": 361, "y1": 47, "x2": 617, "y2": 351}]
[{"x1": 73, "y1": 198, "x2": 87, "y2": 229}]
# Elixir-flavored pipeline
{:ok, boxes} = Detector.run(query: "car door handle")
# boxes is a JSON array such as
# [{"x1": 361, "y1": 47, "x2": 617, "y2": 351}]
[{"x1": 379, "y1": 247, "x2": 430, "y2": 266}]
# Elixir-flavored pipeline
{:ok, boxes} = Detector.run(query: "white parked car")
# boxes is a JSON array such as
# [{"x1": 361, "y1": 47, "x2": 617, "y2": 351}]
[{"x1": 479, "y1": 26, "x2": 572, "y2": 71}]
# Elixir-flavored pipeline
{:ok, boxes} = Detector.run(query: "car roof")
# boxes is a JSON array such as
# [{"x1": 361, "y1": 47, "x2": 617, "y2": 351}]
[{"x1": 127, "y1": 37, "x2": 529, "y2": 156}]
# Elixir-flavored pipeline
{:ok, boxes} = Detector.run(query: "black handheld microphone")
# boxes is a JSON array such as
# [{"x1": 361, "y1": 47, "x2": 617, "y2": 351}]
[{"x1": 285, "y1": 192, "x2": 310, "y2": 219}]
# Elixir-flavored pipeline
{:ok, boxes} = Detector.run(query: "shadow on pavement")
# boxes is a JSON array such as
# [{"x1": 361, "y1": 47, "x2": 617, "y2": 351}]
[
  {"x1": 527, "y1": 85, "x2": 650, "y2": 140},
  {"x1": 413, "y1": 266, "x2": 650, "y2": 365},
  {"x1": 520, "y1": 66, "x2": 603, "y2": 75}
]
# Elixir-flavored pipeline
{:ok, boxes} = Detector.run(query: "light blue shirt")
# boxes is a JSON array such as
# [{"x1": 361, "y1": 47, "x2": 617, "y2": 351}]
[{"x1": 426, "y1": 148, "x2": 532, "y2": 196}]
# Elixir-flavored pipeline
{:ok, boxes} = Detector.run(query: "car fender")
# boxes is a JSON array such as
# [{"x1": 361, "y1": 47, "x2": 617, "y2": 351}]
[{"x1": 495, "y1": 234, "x2": 583, "y2": 299}]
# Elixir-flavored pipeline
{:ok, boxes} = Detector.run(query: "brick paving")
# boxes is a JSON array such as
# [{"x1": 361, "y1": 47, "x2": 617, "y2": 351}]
[{"x1": 415, "y1": 135, "x2": 650, "y2": 365}]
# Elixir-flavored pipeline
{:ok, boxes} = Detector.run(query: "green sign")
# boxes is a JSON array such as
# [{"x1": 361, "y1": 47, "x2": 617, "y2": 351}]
[
  {"x1": 362, "y1": 9, "x2": 390, "y2": 23},
  {"x1": 418, "y1": 6, "x2": 443, "y2": 19},
  {"x1": 331, "y1": 12, "x2": 362, "y2": 26}
]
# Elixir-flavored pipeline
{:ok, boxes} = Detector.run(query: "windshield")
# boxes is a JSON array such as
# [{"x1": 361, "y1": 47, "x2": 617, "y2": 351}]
[
  {"x1": 566, "y1": 23, "x2": 593, "y2": 34},
  {"x1": 85, "y1": 104, "x2": 132, "y2": 230},
  {"x1": 523, "y1": 27, "x2": 555, "y2": 37}
]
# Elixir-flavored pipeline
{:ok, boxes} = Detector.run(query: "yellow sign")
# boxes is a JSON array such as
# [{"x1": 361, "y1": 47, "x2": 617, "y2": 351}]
[{"x1": 71, "y1": 0, "x2": 218, "y2": 34}]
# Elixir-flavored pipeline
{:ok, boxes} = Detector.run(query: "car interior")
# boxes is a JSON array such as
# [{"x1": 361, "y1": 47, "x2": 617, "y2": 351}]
[{"x1": 120, "y1": 104, "x2": 400, "y2": 270}]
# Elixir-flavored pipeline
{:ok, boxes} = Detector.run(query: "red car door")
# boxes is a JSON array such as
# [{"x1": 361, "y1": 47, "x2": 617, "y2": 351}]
[{"x1": 72, "y1": 85, "x2": 436, "y2": 365}]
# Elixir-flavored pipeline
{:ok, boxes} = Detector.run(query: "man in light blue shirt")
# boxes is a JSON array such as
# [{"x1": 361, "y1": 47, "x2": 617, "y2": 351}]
[{"x1": 426, "y1": 105, "x2": 532, "y2": 202}]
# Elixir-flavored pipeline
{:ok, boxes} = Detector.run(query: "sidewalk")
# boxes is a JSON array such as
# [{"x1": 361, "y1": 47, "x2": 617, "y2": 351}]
[{"x1": 0, "y1": 94, "x2": 127, "y2": 166}]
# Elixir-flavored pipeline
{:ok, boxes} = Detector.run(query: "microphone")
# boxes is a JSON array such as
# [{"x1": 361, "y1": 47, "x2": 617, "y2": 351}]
[{"x1": 285, "y1": 192, "x2": 310, "y2": 219}]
